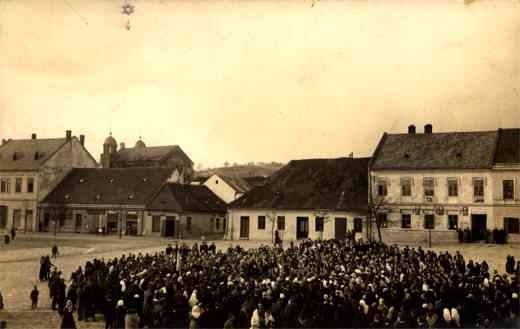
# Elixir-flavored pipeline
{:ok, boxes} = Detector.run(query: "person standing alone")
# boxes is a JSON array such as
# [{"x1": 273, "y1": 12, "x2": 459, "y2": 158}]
[{"x1": 30, "y1": 286, "x2": 39, "y2": 309}]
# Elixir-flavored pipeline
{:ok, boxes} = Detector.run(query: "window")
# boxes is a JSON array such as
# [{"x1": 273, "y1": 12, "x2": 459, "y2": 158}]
[
  {"x1": 258, "y1": 216, "x2": 266, "y2": 230},
  {"x1": 424, "y1": 214, "x2": 435, "y2": 229},
  {"x1": 152, "y1": 216, "x2": 161, "y2": 233},
  {"x1": 12, "y1": 209, "x2": 22, "y2": 228},
  {"x1": 277, "y1": 216, "x2": 285, "y2": 230},
  {"x1": 401, "y1": 214, "x2": 411, "y2": 229},
  {"x1": 377, "y1": 179, "x2": 387, "y2": 197},
  {"x1": 504, "y1": 217, "x2": 519, "y2": 234},
  {"x1": 503, "y1": 180, "x2": 514, "y2": 200},
  {"x1": 448, "y1": 215, "x2": 458, "y2": 230},
  {"x1": 377, "y1": 213, "x2": 388, "y2": 228},
  {"x1": 186, "y1": 217, "x2": 192, "y2": 231},
  {"x1": 400, "y1": 177, "x2": 412, "y2": 197},
  {"x1": 216, "y1": 217, "x2": 220, "y2": 230},
  {"x1": 27, "y1": 177, "x2": 34, "y2": 193},
  {"x1": 315, "y1": 217, "x2": 324, "y2": 232},
  {"x1": 423, "y1": 177, "x2": 435, "y2": 196},
  {"x1": 473, "y1": 178, "x2": 485, "y2": 201},
  {"x1": 1, "y1": 178, "x2": 10, "y2": 193},
  {"x1": 448, "y1": 178, "x2": 458, "y2": 197},
  {"x1": 353, "y1": 218, "x2": 363, "y2": 233}
]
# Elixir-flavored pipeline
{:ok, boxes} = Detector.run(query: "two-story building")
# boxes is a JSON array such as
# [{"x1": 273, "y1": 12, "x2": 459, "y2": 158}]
[
  {"x1": 228, "y1": 157, "x2": 369, "y2": 242},
  {"x1": 0, "y1": 131, "x2": 97, "y2": 232},
  {"x1": 369, "y1": 124, "x2": 520, "y2": 244}
]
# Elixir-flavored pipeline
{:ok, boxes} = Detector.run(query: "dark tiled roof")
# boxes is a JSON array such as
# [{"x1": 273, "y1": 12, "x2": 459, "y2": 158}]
[
  {"x1": 230, "y1": 157, "x2": 369, "y2": 212},
  {"x1": 0, "y1": 138, "x2": 67, "y2": 171},
  {"x1": 218, "y1": 175, "x2": 251, "y2": 194},
  {"x1": 370, "y1": 131, "x2": 498, "y2": 170},
  {"x1": 42, "y1": 168, "x2": 173, "y2": 205},
  {"x1": 112, "y1": 145, "x2": 194, "y2": 166},
  {"x1": 494, "y1": 128, "x2": 520, "y2": 164},
  {"x1": 148, "y1": 183, "x2": 227, "y2": 213}
]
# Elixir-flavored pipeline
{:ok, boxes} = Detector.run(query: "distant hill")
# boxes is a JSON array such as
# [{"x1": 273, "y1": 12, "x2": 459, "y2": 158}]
[{"x1": 196, "y1": 163, "x2": 284, "y2": 179}]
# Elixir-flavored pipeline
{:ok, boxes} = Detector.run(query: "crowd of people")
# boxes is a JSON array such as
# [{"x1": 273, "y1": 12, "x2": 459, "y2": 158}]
[{"x1": 41, "y1": 239, "x2": 520, "y2": 329}]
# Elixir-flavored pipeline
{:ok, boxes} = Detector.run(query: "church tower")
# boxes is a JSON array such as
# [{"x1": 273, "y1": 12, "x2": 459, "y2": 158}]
[{"x1": 100, "y1": 132, "x2": 118, "y2": 168}]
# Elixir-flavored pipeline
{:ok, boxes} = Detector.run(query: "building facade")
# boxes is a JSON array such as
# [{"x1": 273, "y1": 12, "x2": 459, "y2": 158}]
[
  {"x1": 0, "y1": 131, "x2": 97, "y2": 232},
  {"x1": 203, "y1": 174, "x2": 251, "y2": 204},
  {"x1": 228, "y1": 157, "x2": 369, "y2": 242},
  {"x1": 369, "y1": 125, "x2": 520, "y2": 244}
]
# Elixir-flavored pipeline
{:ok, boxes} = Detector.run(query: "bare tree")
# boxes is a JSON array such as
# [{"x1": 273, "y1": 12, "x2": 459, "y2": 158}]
[
  {"x1": 368, "y1": 175, "x2": 390, "y2": 242},
  {"x1": 312, "y1": 210, "x2": 330, "y2": 240},
  {"x1": 266, "y1": 211, "x2": 278, "y2": 245}
]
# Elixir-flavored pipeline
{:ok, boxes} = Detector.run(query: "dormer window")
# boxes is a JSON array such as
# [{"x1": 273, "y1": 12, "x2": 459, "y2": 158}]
[
  {"x1": 64, "y1": 194, "x2": 70, "y2": 200},
  {"x1": 79, "y1": 178, "x2": 85, "y2": 183},
  {"x1": 109, "y1": 178, "x2": 114, "y2": 183},
  {"x1": 404, "y1": 153, "x2": 410, "y2": 159},
  {"x1": 128, "y1": 194, "x2": 134, "y2": 200},
  {"x1": 142, "y1": 178, "x2": 148, "y2": 182},
  {"x1": 456, "y1": 152, "x2": 462, "y2": 158},
  {"x1": 215, "y1": 180, "x2": 219, "y2": 184},
  {"x1": 95, "y1": 194, "x2": 101, "y2": 200}
]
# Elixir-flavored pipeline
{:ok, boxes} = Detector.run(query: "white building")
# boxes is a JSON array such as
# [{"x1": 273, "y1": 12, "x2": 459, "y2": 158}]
[
  {"x1": 203, "y1": 174, "x2": 252, "y2": 204},
  {"x1": 228, "y1": 157, "x2": 369, "y2": 242},
  {"x1": 369, "y1": 124, "x2": 520, "y2": 244}
]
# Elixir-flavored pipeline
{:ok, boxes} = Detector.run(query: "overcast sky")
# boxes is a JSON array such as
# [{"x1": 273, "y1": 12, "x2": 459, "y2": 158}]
[{"x1": 1, "y1": 0, "x2": 519, "y2": 168}]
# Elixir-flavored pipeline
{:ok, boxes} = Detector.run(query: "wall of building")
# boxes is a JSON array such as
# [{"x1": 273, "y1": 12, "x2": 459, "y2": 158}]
[
  {"x1": 371, "y1": 169, "x2": 497, "y2": 231},
  {"x1": 44, "y1": 138, "x2": 97, "y2": 169},
  {"x1": 0, "y1": 171, "x2": 40, "y2": 231},
  {"x1": 228, "y1": 208, "x2": 365, "y2": 242},
  {"x1": 144, "y1": 211, "x2": 226, "y2": 238},
  {"x1": 203, "y1": 175, "x2": 237, "y2": 204}
]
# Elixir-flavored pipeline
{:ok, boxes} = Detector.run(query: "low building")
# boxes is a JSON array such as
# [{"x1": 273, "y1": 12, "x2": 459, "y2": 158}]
[
  {"x1": 0, "y1": 131, "x2": 97, "y2": 232},
  {"x1": 203, "y1": 174, "x2": 252, "y2": 204},
  {"x1": 147, "y1": 183, "x2": 227, "y2": 238},
  {"x1": 228, "y1": 157, "x2": 369, "y2": 242},
  {"x1": 369, "y1": 124, "x2": 520, "y2": 244},
  {"x1": 39, "y1": 167, "x2": 174, "y2": 235}
]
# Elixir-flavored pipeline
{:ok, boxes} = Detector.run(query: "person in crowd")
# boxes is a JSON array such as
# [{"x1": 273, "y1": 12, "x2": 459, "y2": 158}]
[
  {"x1": 0, "y1": 289, "x2": 4, "y2": 310},
  {"x1": 52, "y1": 243, "x2": 59, "y2": 258},
  {"x1": 42, "y1": 239, "x2": 520, "y2": 329},
  {"x1": 61, "y1": 300, "x2": 77, "y2": 329},
  {"x1": 30, "y1": 285, "x2": 39, "y2": 309},
  {"x1": 506, "y1": 255, "x2": 516, "y2": 274},
  {"x1": 10, "y1": 227, "x2": 16, "y2": 241}
]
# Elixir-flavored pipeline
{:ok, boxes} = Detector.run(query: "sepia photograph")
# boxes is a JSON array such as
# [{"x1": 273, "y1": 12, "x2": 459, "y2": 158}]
[{"x1": 0, "y1": 0, "x2": 519, "y2": 328}]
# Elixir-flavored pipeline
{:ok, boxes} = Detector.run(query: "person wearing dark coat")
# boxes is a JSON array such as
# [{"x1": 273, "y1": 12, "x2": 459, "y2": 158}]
[
  {"x1": 61, "y1": 300, "x2": 77, "y2": 329},
  {"x1": 506, "y1": 255, "x2": 516, "y2": 274},
  {"x1": 30, "y1": 286, "x2": 39, "y2": 309},
  {"x1": 113, "y1": 300, "x2": 126, "y2": 329}
]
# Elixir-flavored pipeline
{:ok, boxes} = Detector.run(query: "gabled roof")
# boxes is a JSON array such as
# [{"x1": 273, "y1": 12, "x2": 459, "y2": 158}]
[
  {"x1": 494, "y1": 128, "x2": 520, "y2": 164},
  {"x1": 230, "y1": 157, "x2": 369, "y2": 212},
  {"x1": 42, "y1": 168, "x2": 173, "y2": 205},
  {"x1": 112, "y1": 145, "x2": 193, "y2": 166},
  {"x1": 0, "y1": 138, "x2": 67, "y2": 171},
  {"x1": 213, "y1": 174, "x2": 251, "y2": 194},
  {"x1": 370, "y1": 131, "x2": 498, "y2": 170},
  {"x1": 148, "y1": 183, "x2": 227, "y2": 213}
]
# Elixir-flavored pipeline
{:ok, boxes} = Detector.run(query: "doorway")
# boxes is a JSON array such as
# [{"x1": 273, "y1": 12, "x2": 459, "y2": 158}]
[
  {"x1": 240, "y1": 216, "x2": 250, "y2": 239},
  {"x1": 471, "y1": 214, "x2": 487, "y2": 241},
  {"x1": 296, "y1": 217, "x2": 309, "y2": 240},
  {"x1": 163, "y1": 217, "x2": 176, "y2": 237},
  {"x1": 335, "y1": 218, "x2": 347, "y2": 240}
]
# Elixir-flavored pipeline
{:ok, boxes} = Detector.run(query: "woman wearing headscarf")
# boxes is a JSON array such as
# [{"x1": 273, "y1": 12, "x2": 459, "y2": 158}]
[{"x1": 60, "y1": 300, "x2": 77, "y2": 329}]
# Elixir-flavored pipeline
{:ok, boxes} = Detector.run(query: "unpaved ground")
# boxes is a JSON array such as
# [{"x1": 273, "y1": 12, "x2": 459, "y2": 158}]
[{"x1": 0, "y1": 233, "x2": 519, "y2": 328}]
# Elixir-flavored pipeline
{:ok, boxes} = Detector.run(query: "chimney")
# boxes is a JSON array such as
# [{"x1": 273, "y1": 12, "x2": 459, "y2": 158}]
[
  {"x1": 79, "y1": 134, "x2": 85, "y2": 146},
  {"x1": 424, "y1": 124, "x2": 433, "y2": 135},
  {"x1": 66, "y1": 130, "x2": 72, "y2": 141},
  {"x1": 408, "y1": 125, "x2": 416, "y2": 135},
  {"x1": 2, "y1": 139, "x2": 6, "y2": 145},
  {"x1": 31, "y1": 133, "x2": 37, "y2": 140},
  {"x1": 120, "y1": 142, "x2": 125, "y2": 150},
  {"x1": 349, "y1": 152, "x2": 354, "y2": 158}
]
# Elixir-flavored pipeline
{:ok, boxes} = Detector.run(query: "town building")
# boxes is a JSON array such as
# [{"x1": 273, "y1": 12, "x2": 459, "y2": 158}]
[
  {"x1": 100, "y1": 133, "x2": 194, "y2": 183},
  {"x1": 147, "y1": 183, "x2": 227, "y2": 238},
  {"x1": 369, "y1": 124, "x2": 520, "y2": 244},
  {"x1": 228, "y1": 157, "x2": 369, "y2": 242},
  {"x1": 203, "y1": 174, "x2": 252, "y2": 204},
  {"x1": 0, "y1": 131, "x2": 97, "y2": 232},
  {"x1": 39, "y1": 167, "x2": 226, "y2": 237}
]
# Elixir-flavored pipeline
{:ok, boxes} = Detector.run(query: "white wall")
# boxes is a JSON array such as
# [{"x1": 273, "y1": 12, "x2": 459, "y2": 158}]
[
  {"x1": 203, "y1": 174, "x2": 238, "y2": 204},
  {"x1": 228, "y1": 208, "x2": 365, "y2": 242}
]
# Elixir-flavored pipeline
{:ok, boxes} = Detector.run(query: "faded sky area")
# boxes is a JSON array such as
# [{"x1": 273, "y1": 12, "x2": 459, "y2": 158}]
[{"x1": 0, "y1": 0, "x2": 519, "y2": 168}]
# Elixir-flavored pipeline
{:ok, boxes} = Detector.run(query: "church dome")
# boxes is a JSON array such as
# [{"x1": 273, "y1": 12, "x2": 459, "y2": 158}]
[
  {"x1": 135, "y1": 137, "x2": 146, "y2": 148},
  {"x1": 104, "y1": 133, "x2": 117, "y2": 147}
]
